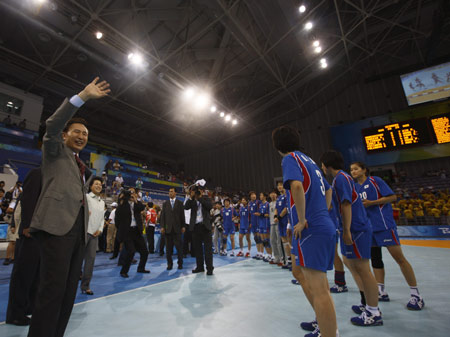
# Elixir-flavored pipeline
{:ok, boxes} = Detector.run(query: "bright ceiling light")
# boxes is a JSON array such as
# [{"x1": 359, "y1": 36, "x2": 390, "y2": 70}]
[
  {"x1": 320, "y1": 62, "x2": 328, "y2": 69},
  {"x1": 194, "y1": 93, "x2": 210, "y2": 109},
  {"x1": 225, "y1": 114, "x2": 231, "y2": 122},
  {"x1": 210, "y1": 106, "x2": 217, "y2": 113},
  {"x1": 313, "y1": 40, "x2": 320, "y2": 47},
  {"x1": 305, "y1": 22, "x2": 313, "y2": 30},
  {"x1": 219, "y1": 112, "x2": 225, "y2": 118},
  {"x1": 35, "y1": 0, "x2": 46, "y2": 3},
  {"x1": 299, "y1": 5, "x2": 306, "y2": 13},
  {"x1": 314, "y1": 46, "x2": 322, "y2": 53},
  {"x1": 320, "y1": 58, "x2": 327, "y2": 64},
  {"x1": 96, "y1": 32, "x2": 103, "y2": 39},
  {"x1": 183, "y1": 87, "x2": 196, "y2": 100},
  {"x1": 232, "y1": 119, "x2": 238, "y2": 125}
]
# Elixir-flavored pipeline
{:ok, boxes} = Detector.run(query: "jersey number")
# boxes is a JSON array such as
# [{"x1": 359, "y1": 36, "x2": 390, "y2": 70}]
[
  {"x1": 316, "y1": 170, "x2": 326, "y2": 196},
  {"x1": 359, "y1": 192, "x2": 367, "y2": 200}
]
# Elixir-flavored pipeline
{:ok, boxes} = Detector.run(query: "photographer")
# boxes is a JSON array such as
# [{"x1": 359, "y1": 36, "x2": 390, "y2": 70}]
[
  {"x1": 184, "y1": 185, "x2": 214, "y2": 275},
  {"x1": 115, "y1": 187, "x2": 149, "y2": 278}
]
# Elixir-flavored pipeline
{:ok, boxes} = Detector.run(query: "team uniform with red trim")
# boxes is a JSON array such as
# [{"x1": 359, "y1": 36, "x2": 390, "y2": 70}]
[
  {"x1": 249, "y1": 200, "x2": 260, "y2": 234},
  {"x1": 356, "y1": 176, "x2": 400, "y2": 247},
  {"x1": 282, "y1": 151, "x2": 335, "y2": 272},
  {"x1": 222, "y1": 207, "x2": 237, "y2": 236},
  {"x1": 275, "y1": 194, "x2": 289, "y2": 237},
  {"x1": 258, "y1": 201, "x2": 270, "y2": 234},
  {"x1": 239, "y1": 206, "x2": 250, "y2": 234},
  {"x1": 333, "y1": 170, "x2": 372, "y2": 259}
]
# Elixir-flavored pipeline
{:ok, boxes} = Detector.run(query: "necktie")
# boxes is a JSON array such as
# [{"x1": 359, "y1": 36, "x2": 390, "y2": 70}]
[
  {"x1": 171, "y1": 199, "x2": 174, "y2": 209},
  {"x1": 74, "y1": 154, "x2": 85, "y2": 183}
]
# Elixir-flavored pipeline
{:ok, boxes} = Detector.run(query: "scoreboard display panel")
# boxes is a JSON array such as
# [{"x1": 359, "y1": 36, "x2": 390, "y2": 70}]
[
  {"x1": 363, "y1": 118, "x2": 433, "y2": 152},
  {"x1": 430, "y1": 113, "x2": 450, "y2": 144}
]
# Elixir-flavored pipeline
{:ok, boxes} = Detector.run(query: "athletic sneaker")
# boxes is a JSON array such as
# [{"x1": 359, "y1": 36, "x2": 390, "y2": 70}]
[
  {"x1": 300, "y1": 319, "x2": 318, "y2": 331},
  {"x1": 304, "y1": 326, "x2": 321, "y2": 337},
  {"x1": 220, "y1": 251, "x2": 227, "y2": 256},
  {"x1": 281, "y1": 263, "x2": 290, "y2": 269},
  {"x1": 378, "y1": 293, "x2": 390, "y2": 302},
  {"x1": 291, "y1": 279, "x2": 300, "y2": 285},
  {"x1": 245, "y1": 252, "x2": 250, "y2": 258},
  {"x1": 330, "y1": 284, "x2": 348, "y2": 293},
  {"x1": 236, "y1": 251, "x2": 244, "y2": 257},
  {"x1": 263, "y1": 256, "x2": 270, "y2": 262},
  {"x1": 213, "y1": 250, "x2": 218, "y2": 255},
  {"x1": 230, "y1": 252, "x2": 235, "y2": 257},
  {"x1": 350, "y1": 310, "x2": 383, "y2": 326},
  {"x1": 351, "y1": 304, "x2": 365, "y2": 315},
  {"x1": 252, "y1": 255, "x2": 258, "y2": 259},
  {"x1": 407, "y1": 295, "x2": 425, "y2": 310}
]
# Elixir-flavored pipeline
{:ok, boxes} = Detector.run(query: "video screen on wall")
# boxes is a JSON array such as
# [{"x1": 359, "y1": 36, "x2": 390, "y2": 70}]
[{"x1": 400, "y1": 61, "x2": 450, "y2": 106}]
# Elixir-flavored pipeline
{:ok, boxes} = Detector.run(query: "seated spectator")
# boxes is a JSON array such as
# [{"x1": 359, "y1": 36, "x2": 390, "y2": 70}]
[
  {"x1": 18, "y1": 119, "x2": 26, "y2": 130},
  {"x1": 142, "y1": 192, "x2": 152, "y2": 204},
  {"x1": 136, "y1": 177, "x2": 143, "y2": 189},
  {"x1": 114, "y1": 173, "x2": 124, "y2": 188},
  {"x1": 2, "y1": 115, "x2": 12, "y2": 127},
  {"x1": 113, "y1": 160, "x2": 121, "y2": 171}
]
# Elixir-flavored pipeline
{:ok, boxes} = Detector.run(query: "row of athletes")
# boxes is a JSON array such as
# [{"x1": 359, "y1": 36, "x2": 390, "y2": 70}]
[{"x1": 271, "y1": 125, "x2": 424, "y2": 337}]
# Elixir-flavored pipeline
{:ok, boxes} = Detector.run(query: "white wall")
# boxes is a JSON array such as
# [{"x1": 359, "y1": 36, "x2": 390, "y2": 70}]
[{"x1": 0, "y1": 82, "x2": 43, "y2": 131}]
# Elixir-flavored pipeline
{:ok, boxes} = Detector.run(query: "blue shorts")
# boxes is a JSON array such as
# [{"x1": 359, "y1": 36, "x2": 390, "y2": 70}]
[
  {"x1": 239, "y1": 227, "x2": 249, "y2": 235},
  {"x1": 372, "y1": 228, "x2": 400, "y2": 247},
  {"x1": 250, "y1": 222, "x2": 259, "y2": 233},
  {"x1": 291, "y1": 233, "x2": 335, "y2": 272},
  {"x1": 278, "y1": 222, "x2": 288, "y2": 237},
  {"x1": 223, "y1": 225, "x2": 235, "y2": 236},
  {"x1": 259, "y1": 223, "x2": 269, "y2": 234},
  {"x1": 340, "y1": 230, "x2": 372, "y2": 259}
]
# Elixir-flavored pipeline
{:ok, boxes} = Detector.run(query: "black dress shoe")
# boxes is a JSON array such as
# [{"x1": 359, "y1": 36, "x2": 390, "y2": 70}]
[
  {"x1": 137, "y1": 269, "x2": 150, "y2": 273},
  {"x1": 82, "y1": 289, "x2": 94, "y2": 295},
  {"x1": 207, "y1": 270, "x2": 213, "y2": 276},
  {"x1": 178, "y1": 265, "x2": 183, "y2": 270},
  {"x1": 120, "y1": 273, "x2": 129, "y2": 278},
  {"x1": 192, "y1": 268, "x2": 205, "y2": 274},
  {"x1": 167, "y1": 265, "x2": 173, "y2": 270},
  {"x1": 6, "y1": 317, "x2": 31, "y2": 326}
]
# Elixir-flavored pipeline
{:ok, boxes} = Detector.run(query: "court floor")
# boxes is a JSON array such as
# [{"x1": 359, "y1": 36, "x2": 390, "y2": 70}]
[{"x1": 1, "y1": 243, "x2": 449, "y2": 337}]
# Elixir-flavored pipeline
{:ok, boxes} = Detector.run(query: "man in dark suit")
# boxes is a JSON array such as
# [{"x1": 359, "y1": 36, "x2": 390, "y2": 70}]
[
  {"x1": 115, "y1": 187, "x2": 149, "y2": 277},
  {"x1": 184, "y1": 186, "x2": 214, "y2": 275},
  {"x1": 28, "y1": 77, "x2": 110, "y2": 337},
  {"x1": 160, "y1": 188, "x2": 185, "y2": 270},
  {"x1": 6, "y1": 167, "x2": 41, "y2": 326}
]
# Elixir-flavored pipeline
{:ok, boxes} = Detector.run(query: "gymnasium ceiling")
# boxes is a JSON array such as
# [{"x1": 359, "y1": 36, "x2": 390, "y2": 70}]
[{"x1": 0, "y1": 0, "x2": 449, "y2": 159}]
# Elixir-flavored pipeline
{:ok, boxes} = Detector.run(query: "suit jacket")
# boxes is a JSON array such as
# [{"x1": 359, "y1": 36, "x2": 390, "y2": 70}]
[
  {"x1": 160, "y1": 199, "x2": 185, "y2": 234},
  {"x1": 115, "y1": 201, "x2": 145, "y2": 242},
  {"x1": 30, "y1": 99, "x2": 92, "y2": 238},
  {"x1": 19, "y1": 167, "x2": 42, "y2": 236},
  {"x1": 184, "y1": 196, "x2": 212, "y2": 231}
]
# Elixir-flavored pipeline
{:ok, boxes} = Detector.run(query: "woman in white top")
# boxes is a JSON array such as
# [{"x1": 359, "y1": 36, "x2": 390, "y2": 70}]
[{"x1": 81, "y1": 177, "x2": 105, "y2": 295}]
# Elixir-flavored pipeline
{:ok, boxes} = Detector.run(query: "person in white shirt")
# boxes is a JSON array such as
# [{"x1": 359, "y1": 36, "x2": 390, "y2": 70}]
[
  {"x1": 80, "y1": 177, "x2": 105, "y2": 295},
  {"x1": 114, "y1": 173, "x2": 124, "y2": 187},
  {"x1": 106, "y1": 202, "x2": 118, "y2": 254}
]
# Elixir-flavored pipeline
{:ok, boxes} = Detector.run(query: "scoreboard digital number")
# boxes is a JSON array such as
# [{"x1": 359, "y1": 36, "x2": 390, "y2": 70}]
[
  {"x1": 363, "y1": 118, "x2": 432, "y2": 152},
  {"x1": 430, "y1": 113, "x2": 450, "y2": 144}
]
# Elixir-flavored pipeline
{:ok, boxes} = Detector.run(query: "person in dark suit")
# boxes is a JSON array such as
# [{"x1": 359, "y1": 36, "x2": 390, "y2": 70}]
[
  {"x1": 115, "y1": 187, "x2": 149, "y2": 277},
  {"x1": 184, "y1": 186, "x2": 214, "y2": 275},
  {"x1": 160, "y1": 188, "x2": 185, "y2": 270},
  {"x1": 28, "y1": 77, "x2": 110, "y2": 337},
  {"x1": 6, "y1": 167, "x2": 41, "y2": 326}
]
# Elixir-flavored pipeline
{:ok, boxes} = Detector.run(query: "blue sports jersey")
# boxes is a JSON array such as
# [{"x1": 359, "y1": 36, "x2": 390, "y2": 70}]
[
  {"x1": 258, "y1": 201, "x2": 270, "y2": 227},
  {"x1": 356, "y1": 176, "x2": 396, "y2": 232},
  {"x1": 249, "y1": 200, "x2": 260, "y2": 228},
  {"x1": 329, "y1": 190, "x2": 342, "y2": 230},
  {"x1": 239, "y1": 206, "x2": 250, "y2": 228},
  {"x1": 332, "y1": 170, "x2": 371, "y2": 233},
  {"x1": 282, "y1": 151, "x2": 335, "y2": 236},
  {"x1": 222, "y1": 207, "x2": 236, "y2": 228},
  {"x1": 275, "y1": 194, "x2": 288, "y2": 226}
]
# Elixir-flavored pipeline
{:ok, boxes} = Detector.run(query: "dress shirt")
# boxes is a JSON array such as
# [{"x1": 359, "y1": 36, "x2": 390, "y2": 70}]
[
  {"x1": 196, "y1": 200, "x2": 203, "y2": 224},
  {"x1": 86, "y1": 192, "x2": 105, "y2": 235},
  {"x1": 69, "y1": 95, "x2": 85, "y2": 108},
  {"x1": 108, "y1": 209, "x2": 116, "y2": 225},
  {"x1": 183, "y1": 197, "x2": 191, "y2": 224},
  {"x1": 129, "y1": 202, "x2": 137, "y2": 227},
  {"x1": 170, "y1": 197, "x2": 176, "y2": 208}
]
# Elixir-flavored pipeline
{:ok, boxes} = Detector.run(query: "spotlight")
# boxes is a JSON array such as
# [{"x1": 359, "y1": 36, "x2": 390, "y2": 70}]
[
  {"x1": 128, "y1": 52, "x2": 145, "y2": 66},
  {"x1": 183, "y1": 87, "x2": 196, "y2": 100},
  {"x1": 35, "y1": 0, "x2": 46, "y2": 4},
  {"x1": 219, "y1": 112, "x2": 225, "y2": 118},
  {"x1": 210, "y1": 106, "x2": 217, "y2": 113},
  {"x1": 313, "y1": 40, "x2": 320, "y2": 47},
  {"x1": 96, "y1": 32, "x2": 103, "y2": 39},
  {"x1": 299, "y1": 5, "x2": 306, "y2": 13},
  {"x1": 194, "y1": 93, "x2": 210, "y2": 109},
  {"x1": 232, "y1": 119, "x2": 238, "y2": 125},
  {"x1": 320, "y1": 58, "x2": 327, "y2": 64},
  {"x1": 320, "y1": 62, "x2": 328, "y2": 69},
  {"x1": 225, "y1": 114, "x2": 231, "y2": 122},
  {"x1": 305, "y1": 22, "x2": 313, "y2": 30},
  {"x1": 314, "y1": 46, "x2": 322, "y2": 53}
]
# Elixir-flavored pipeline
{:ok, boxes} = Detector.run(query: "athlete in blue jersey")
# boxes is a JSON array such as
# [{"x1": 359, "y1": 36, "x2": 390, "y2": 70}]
[
  {"x1": 273, "y1": 126, "x2": 337, "y2": 337},
  {"x1": 256, "y1": 193, "x2": 272, "y2": 262},
  {"x1": 274, "y1": 182, "x2": 291, "y2": 267},
  {"x1": 237, "y1": 197, "x2": 251, "y2": 257},
  {"x1": 221, "y1": 199, "x2": 237, "y2": 256},
  {"x1": 321, "y1": 150, "x2": 382, "y2": 327},
  {"x1": 351, "y1": 162, "x2": 424, "y2": 311},
  {"x1": 249, "y1": 192, "x2": 263, "y2": 259}
]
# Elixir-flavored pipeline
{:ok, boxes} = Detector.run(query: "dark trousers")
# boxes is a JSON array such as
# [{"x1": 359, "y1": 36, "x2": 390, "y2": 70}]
[
  {"x1": 192, "y1": 225, "x2": 213, "y2": 272},
  {"x1": 146, "y1": 226, "x2": 155, "y2": 253},
  {"x1": 120, "y1": 227, "x2": 148, "y2": 274},
  {"x1": 183, "y1": 228, "x2": 194, "y2": 257},
  {"x1": 159, "y1": 233, "x2": 165, "y2": 254},
  {"x1": 98, "y1": 228, "x2": 107, "y2": 252},
  {"x1": 112, "y1": 233, "x2": 121, "y2": 258},
  {"x1": 165, "y1": 231, "x2": 183, "y2": 267},
  {"x1": 28, "y1": 208, "x2": 85, "y2": 337},
  {"x1": 6, "y1": 236, "x2": 40, "y2": 322}
]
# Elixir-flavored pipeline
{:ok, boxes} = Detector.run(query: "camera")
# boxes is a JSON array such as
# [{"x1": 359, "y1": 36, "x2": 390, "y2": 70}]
[{"x1": 121, "y1": 189, "x2": 132, "y2": 201}]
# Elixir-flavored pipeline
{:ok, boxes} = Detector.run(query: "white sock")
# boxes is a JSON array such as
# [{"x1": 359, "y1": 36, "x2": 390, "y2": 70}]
[
  {"x1": 365, "y1": 305, "x2": 380, "y2": 316},
  {"x1": 410, "y1": 286, "x2": 420, "y2": 297},
  {"x1": 378, "y1": 283, "x2": 386, "y2": 294}
]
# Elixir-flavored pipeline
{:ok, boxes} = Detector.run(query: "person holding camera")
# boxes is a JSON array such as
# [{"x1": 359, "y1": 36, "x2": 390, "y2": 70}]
[
  {"x1": 184, "y1": 186, "x2": 214, "y2": 275},
  {"x1": 115, "y1": 187, "x2": 149, "y2": 278}
]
